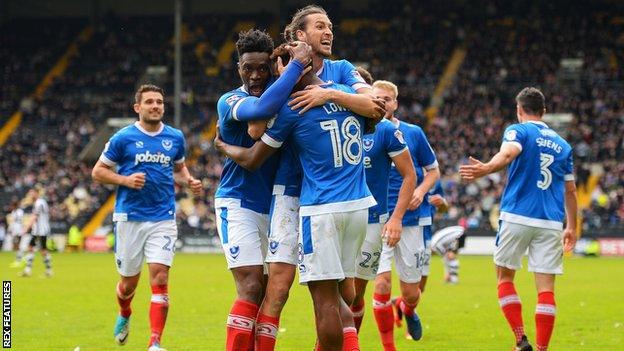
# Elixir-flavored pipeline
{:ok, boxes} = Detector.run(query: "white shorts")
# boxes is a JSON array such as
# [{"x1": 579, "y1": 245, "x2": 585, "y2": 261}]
[
  {"x1": 494, "y1": 221, "x2": 563, "y2": 274},
  {"x1": 298, "y1": 209, "x2": 367, "y2": 284},
  {"x1": 422, "y1": 226, "x2": 432, "y2": 277},
  {"x1": 266, "y1": 194, "x2": 300, "y2": 266},
  {"x1": 215, "y1": 200, "x2": 269, "y2": 270},
  {"x1": 378, "y1": 225, "x2": 426, "y2": 283},
  {"x1": 114, "y1": 220, "x2": 178, "y2": 277},
  {"x1": 355, "y1": 220, "x2": 386, "y2": 281}
]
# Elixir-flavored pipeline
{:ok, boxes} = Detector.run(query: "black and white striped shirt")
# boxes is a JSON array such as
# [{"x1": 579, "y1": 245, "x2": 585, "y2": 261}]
[{"x1": 32, "y1": 198, "x2": 50, "y2": 236}]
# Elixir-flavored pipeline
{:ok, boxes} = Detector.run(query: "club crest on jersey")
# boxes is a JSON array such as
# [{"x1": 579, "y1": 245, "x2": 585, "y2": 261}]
[
  {"x1": 229, "y1": 245, "x2": 240, "y2": 259},
  {"x1": 161, "y1": 139, "x2": 173, "y2": 151},
  {"x1": 269, "y1": 241, "x2": 279, "y2": 254},
  {"x1": 394, "y1": 130, "x2": 405, "y2": 144},
  {"x1": 135, "y1": 141, "x2": 144, "y2": 148},
  {"x1": 351, "y1": 70, "x2": 365, "y2": 83},
  {"x1": 225, "y1": 94, "x2": 243, "y2": 107},
  {"x1": 505, "y1": 130, "x2": 517, "y2": 141},
  {"x1": 363, "y1": 138, "x2": 374, "y2": 152}
]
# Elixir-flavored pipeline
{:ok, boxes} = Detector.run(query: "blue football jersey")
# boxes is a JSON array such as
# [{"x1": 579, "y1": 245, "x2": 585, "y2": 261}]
[
  {"x1": 272, "y1": 58, "x2": 371, "y2": 198},
  {"x1": 499, "y1": 121, "x2": 574, "y2": 230},
  {"x1": 273, "y1": 142, "x2": 302, "y2": 197},
  {"x1": 317, "y1": 59, "x2": 371, "y2": 91},
  {"x1": 388, "y1": 120, "x2": 438, "y2": 226},
  {"x1": 215, "y1": 86, "x2": 279, "y2": 214},
  {"x1": 100, "y1": 122, "x2": 186, "y2": 222},
  {"x1": 262, "y1": 83, "x2": 376, "y2": 216},
  {"x1": 363, "y1": 119, "x2": 408, "y2": 223}
]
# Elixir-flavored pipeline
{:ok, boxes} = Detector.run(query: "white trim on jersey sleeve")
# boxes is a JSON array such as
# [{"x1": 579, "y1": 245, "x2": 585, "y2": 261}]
[
  {"x1": 564, "y1": 174, "x2": 575, "y2": 181},
  {"x1": 99, "y1": 154, "x2": 117, "y2": 166},
  {"x1": 352, "y1": 82, "x2": 371, "y2": 91},
  {"x1": 502, "y1": 141, "x2": 523, "y2": 152},
  {"x1": 500, "y1": 211, "x2": 563, "y2": 231},
  {"x1": 299, "y1": 195, "x2": 377, "y2": 217},
  {"x1": 261, "y1": 133, "x2": 283, "y2": 148},
  {"x1": 424, "y1": 160, "x2": 439, "y2": 171},
  {"x1": 232, "y1": 96, "x2": 251, "y2": 121},
  {"x1": 272, "y1": 184, "x2": 286, "y2": 195},
  {"x1": 388, "y1": 146, "x2": 408, "y2": 158},
  {"x1": 174, "y1": 157, "x2": 185, "y2": 164}
]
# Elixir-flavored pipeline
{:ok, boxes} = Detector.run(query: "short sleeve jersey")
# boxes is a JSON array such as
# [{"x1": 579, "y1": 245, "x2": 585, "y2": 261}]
[
  {"x1": 388, "y1": 120, "x2": 438, "y2": 226},
  {"x1": 273, "y1": 58, "x2": 372, "y2": 198},
  {"x1": 261, "y1": 83, "x2": 376, "y2": 217},
  {"x1": 363, "y1": 119, "x2": 408, "y2": 223},
  {"x1": 215, "y1": 86, "x2": 279, "y2": 214},
  {"x1": 499, "y1": 121, "x2": 574, "y2": 230},
  {"x1": 32, "y1": 198, "x2": 50, "y2": 236},
  {"x1": 100, "y1": 122, "x2": 186, "y2": 222}
]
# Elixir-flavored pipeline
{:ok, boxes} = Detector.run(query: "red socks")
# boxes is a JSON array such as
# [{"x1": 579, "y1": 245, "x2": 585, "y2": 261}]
[
  {"x1": 149, "y1": 284, "x2": 169, "y2": 346},
  {"x1": 226, "y1": 299, "x2": 259, "y2": 351},
  {"x1": 498, "y1": 282, "x2": 525, "y2": 343},
  {"x1": 116, "y1": 281, "x2": 135, "y2": 318},
  {"x1": 350, "y1": 300, "x2": 365, "y2": 332},
  {"x1": 255, "y1": 313, "x2": 279, "y2": 350},
  {"x1": 398, "y1": 296, "x2": 417, "y2": 318},
  {"x1": 342, "y1": 327, "x2": 360, "y2": 351},
  {"x1": 535, "y1": 291, "x2": 556, "y2": 351},
  {"x1": 373, "y1": 293, "x2": 396, "y2": 351}
]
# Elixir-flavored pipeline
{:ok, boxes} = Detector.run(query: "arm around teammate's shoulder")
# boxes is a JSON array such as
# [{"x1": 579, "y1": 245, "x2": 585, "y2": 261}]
[{"x1": 213, "y1": 126, "x2": 278, "y2": 172}]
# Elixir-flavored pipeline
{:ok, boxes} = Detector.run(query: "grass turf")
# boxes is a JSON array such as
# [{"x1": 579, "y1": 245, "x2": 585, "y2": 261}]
[{"x1": 1, "y1": 252, "x2": 622, "y2": 350}]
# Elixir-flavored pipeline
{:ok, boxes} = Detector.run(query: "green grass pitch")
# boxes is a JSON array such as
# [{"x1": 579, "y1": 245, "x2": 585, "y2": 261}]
[{"x1": 1, "y1": 252, "x2": 623, "y2": 350}]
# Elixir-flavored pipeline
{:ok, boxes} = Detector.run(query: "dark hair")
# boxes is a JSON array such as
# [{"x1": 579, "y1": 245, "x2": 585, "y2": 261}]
[
  {"x1": 236, "y1": 29, "x2": 274, "y2": 59},
  {"x1": 355, "y1": 66, "x2": 373, "y2": 85},
  {"x1": 516, "y1": 87, "x2": 545, "y2": 116},
  {"x1": 283, "y1": 5, "x2": 328, "y2": 42},
  {"x1": 135, "y1": 84, "x2": 164, "y2": 103},
  {"x1": 270, "y1": 44, "x2": 291, "y2": 64}
]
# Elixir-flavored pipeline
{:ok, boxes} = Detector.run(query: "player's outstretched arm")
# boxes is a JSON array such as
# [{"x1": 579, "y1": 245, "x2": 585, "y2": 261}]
[
  {"x1": 384, "y1": 149, "x2": 417, "y2": 247},
  {"x1": 289, "y1": 86, "x2": 386, "y2": 118},
  {"x1": 173, "y1": 163, "x2": 202, "y2": 196},
  {"x1": 459, "y1": 143, "x2": 521, "y2": 181},
  {"x1": 214, "y1": 128, "x2": 277, "y2": 172},
  {"x1": 234, "y1": 58, "x2": 309, "y2": 122},
  {"x1": 563, "y1": 180, "x2": 578, "y2": 251},
  {"x1": 91, "y1": 160, "x2": 145, "y2": 190}
]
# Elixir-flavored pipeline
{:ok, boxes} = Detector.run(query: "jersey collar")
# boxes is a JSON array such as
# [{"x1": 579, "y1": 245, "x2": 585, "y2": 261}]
[
  {"x1": 134, "y1": 121, "x2": 164, "y2": 136},
  {"x1": 389, "y1": 117, "x2": 400, "y2": 128},
  {"x1": 316, "y1": 60, "x2": 326, "y2": 76},
  {"x1": 526, "y1": 120, "x2": 548, "y2": 127}
]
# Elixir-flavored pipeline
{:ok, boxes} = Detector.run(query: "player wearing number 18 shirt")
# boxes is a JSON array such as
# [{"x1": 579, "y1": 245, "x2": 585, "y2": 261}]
[
  {"x1": 215, "y1": 64, "x2": 377, "y2": 350},
  {"x1": 460, "y1": 87, "x2": 577, "y2": 351}
]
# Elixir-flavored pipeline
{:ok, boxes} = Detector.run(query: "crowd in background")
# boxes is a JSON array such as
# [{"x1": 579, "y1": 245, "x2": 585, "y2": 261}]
[{"x1": 1, "y1": 1, "x2": 623, "y2": 240}]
